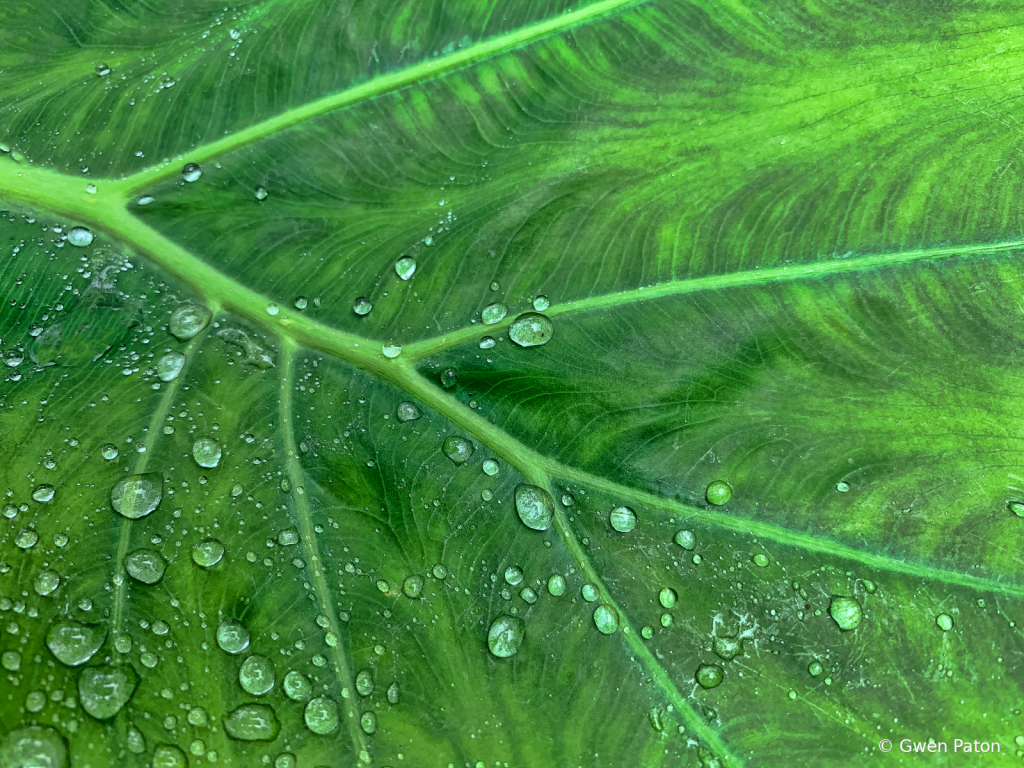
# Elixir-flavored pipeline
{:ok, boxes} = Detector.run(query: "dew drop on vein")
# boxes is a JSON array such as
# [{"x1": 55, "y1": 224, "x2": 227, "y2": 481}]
[
  {"x1": 182, "y1": 163, "x2": 202, "y2": 183},
  {"x1": 482, "y1": 303, "x2": 507, "y2": 325},
  {"x1": 157, "y1": 351, "x2": 185, "y2": 382},
  {"x1": 509, "y1": 312, "x2": 553, "y2": 347},
  {"x1": 110, "y1": 474, "x2": 162, "y2": 519},
  {"x1": 168, "y1": 303, "x2": 211, "y2": 341},
  {"x1": 66, "y1": 227, "x2": 93, "y2": 247}
]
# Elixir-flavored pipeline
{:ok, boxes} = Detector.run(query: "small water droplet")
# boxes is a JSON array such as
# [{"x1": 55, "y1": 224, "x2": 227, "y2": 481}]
[
  {"x1": 489, "y1": 281, "x2": 500, "y2": 291},
  {"x1": 33, "y1": 570, "x2": 60, "y2": 596},
  {"x1": 520, "y1": 587, "x2": 538, "y2": 604},
  {"x1": 695, "y1": 663, "x2": 724, "y2": 689},
  {"x1": 641, "y1": 626, "x2": 654, "y2": 639},
  {"x1": 395, "y1": 257, "x2": 416, "y2": 280},
  {"x1": 402, "y1": 574, "x2": 424, "y2": 598},
  {"x1": 79, "y1": 665, "x2": 139, "y2": 719},
  {"x1": 532, "y1": 295, "x2": 550, "y2": 311},
  {"x1": 216, "y1": 619, "x2": 251, "y2": 654},
  {"x1": 353, "y1": 297, "x2": 373, "y2": 316},
  {"x1": 397, "y1": 401, "x2": 422, "y2": 422},
  {"x1": 294, "y1": 296, "x2": 307, "y2": 309},
  {"x1": 239, "y1": 655, "x2": 276, "y2": 695},
  {"x1": 192, "y1": 437, "x2": 222, "y2": 468},
  {"x1": 440, "y1": 368, "x2": 459, "y2": 388},
  {"x1": 153, "y1": 744, "x2": 187, "y2": 767},
  {"x1": 547, "y1": 574, "x2": 566, "y2": 596},
  {"x1": 304, "y1": 696, "x2": 339, "y2": 735},
  {"x1": 509, "y1": 312, "x2": 553, "y2": 347},
  {"x1": 386, "y1": 681, "x2": 401, "y2": 704},
  {"x1": 381, "y1": 342, "x2": 402, "y2": 358},
  {"x1": 223, "y1": 704, "x2": 280, "y2": 741},
  {"x1": 1010, "y1": 501, "x2": 1024, "y2": 518},
  {"x1": 15, "y1": 528, "x2": 38, "y2": 549},
  {"x1": 504, "y1": 566, "x2": 523, "y2": 586},
  {"x1": 836, "y1": 481, "x2": 850, "y2": 493},
  {"x1": 95, "y1": 62, "x2": 111, "y2": 76},
  {"x1": 482, "y1": 303, "x2": 507, "y2": 324},
  {"x1": 705, "y1": 480, "x2": 732, "y2": 505},
  {"x1": 265, "y1": 303, "x2": 279, "y2": 316},
  {"x1": 110, "y1": 474, "x2": 162, "y2": 519},
  {"x1": 255, "y1": 186, "x2": 268, "y2": 201},
  {"x1": 360, "y1": 711, "x2": 377, "y2": 735},
  {"x1": 593, "y1": 604, "x2": 619, "y2": 634},
  {"x1": 514, "y1": 484, "x2": 554, "y2": 531},
  {"x1": 67, "y1": 227, "x2": 94, "y2": 247},
  {"x1": 101, "y1": 443, "x2": 120, "y2": 460},
  {"x1": 936, "y1": 613, "x2": 954, "y2": 631},
  {"x1": 829, "y1": 596, "x2": 863, "y2": 631},
  {"x1": 31, "y1": 484, "x2": 55, "y2": 503},
  {"x1": 138, "y1": 195, "x2": 156, "y2": 205},
  {"x1": 169, "y1": 303, "x2": 211, "y2": 341},
  {"x1": 807, "y1": 660, "x2": 823, "y2": 676},
  {"x1": 479, "y1": 336, "x2": 496, "y2": 349},
  {"x1": 182, "y1": 163, "x2": 203, "y2": 182},
  {"x1": 659, "y1": 588, "x2": 677, "y2": 609},
  {"x1": 1, "y1": 650, "x2": 21, "y2": 671},
  {"x1": 482, "y1": 458, "x2": 499, "y2": 476},
  {"x1": 487, "y1": 615, "x2": 524, "y2": 657},
  {"x1": 157, "y1": 351, "x2": 186, "y2": 382},
  {"x1": 125, "y1": 549, "x2": 167, "y2": 584},
  {"x1": 192, "y1": 539, "x2": 225, "y2": 567},
  {"x1": 752, "y1": 553, "x2": 769, "y2": 567},
  {"x1": 581, "y1": 584, "x2": 599, "y2": 602},
  {"x1": 442, "y1": 435, "x2": 474, "y2": 465},
  {"x1": 609, "y1": 505, "x2": 636, "y2": 533},
  {"x1": 355, "y1": 669, "x2": 374, "y2": 697}
]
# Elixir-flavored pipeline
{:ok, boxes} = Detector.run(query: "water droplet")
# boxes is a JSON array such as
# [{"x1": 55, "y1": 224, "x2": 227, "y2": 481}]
[
  {"x1": 402, "y1": 574, "x2": 424, "y2": 598},
  {"x1": 157, "y1": 352, "x2": 186, "y2": 382},
  {"x1": 182, "y1": 163, "x2": 203, "y2": 183},
  {"x1": 695, "y1": 663, "x2": 724, "y2": 689},
  {"x1": 138, "y1": 195, "x2": 156, "y2": 205},
  {"x1": 125, "y1": 549, "x2": 166, "y2": 584},
  {"x1": 609, "y1": 505, "x2": 636, "y2": 533},
  {"x1": 265, "y1": 303, "x2": 279, "y2": 316},
  {"x1": 24, "y1": 691, "x2": 46, "y2": 713},
  {"x1": 504, "y1": 566, "x2": 524, "y2": 586},
  {"x1": 101, "y1": 443, "x2": 120, "y2": 460},
  {"x1": 304, "y1": 696, "x2": 339, "y2": 735},
  {"x1": 561, "y1": 494, "x2": 575, "y2": 506},
  {"x1": 283, "y1": 670, "x2": 312, "y2": 701},
  {"x1": 382, "y1": 342, "x2": 402, "y2": 358},
  {"x1": 353, "y1": 297, "x2": 373, "y2": 316},
  {"x1": 487, "y1": 615, "x2": 524, "y2": 657},
  {"x1": 712, "y1": 635, "x2": 742, "y2": 661},
  {"x1": 79, "y1": 665, "x2": 139, "y2": 719},
  {"x1": 482, "y1": 303, "x2": 507, "y2": 324},
  {"x1": 2, "y1": 347, "x2": 24, "y2": 367},
  {"x1": 836, "y1": 481, "x2": 850, "y2": 493},
  {"x1": 223, "y1": 704, "x2": 280, "y2": 741},
  {"x1": 153, "y1": 744, "x2": 187, "y2": 768},
  {"x1": 432, "y1": 564, "x2": 448, "y2": 579},
  {"x1": 481, "y1": 489, "x2": 493, "y2": 501},
  {"x1": 547, "y1": 574, "x2": 566, "y2": 596},
  {"x1": 95, "y1": 62, "x2": 111, "y2": 76},
  {"x1": 532, "y1": 295, "x2": 551, "y2": 312},
  {"x1": 440, "y1": 368, "x2": 459, "y2": 388},
  {"x1": 482, "y1": 459, "x2": 500, "y2": 476},
  {"x1": 659, "y1": 588, "x2": 677, "y2": 609},
  {"x1": 705, "y1": 480, "x2": 732, "y2": 505},
  {"x1": 255, "y1": 186, "x2": 268, "y2": 201},
  {"x1": 31, "y1": 485, "x2": 55, "y2": 503},
  {"x1": 188, "y1": 707, "x2": 209, "y2": 726},
  {"x1": 387, "y1": 681, "x2": 401, "y2": 704},
  {"x1": 807, "y1": 661, "x2": 823, "y2": 677},
  {"x1": 278, "y1": 528, "x2": 299, "y2": 546},
  {"x1": 239, "y1": 655, "x2": 275, "y2": 695},
  {"x1": 0, "y1": 726, "x2": 67, "y2": 768},
  {"x1": 192, "y1": 539, "x2": 225, "y2": 567},
  {"x1": 192, "y1": 437, "x2": 222, "y2": 468},
  {"x1": 46, "y1": 621, "x2": 107, "y2": 666},
  {"x1": 489, "y1": 281, "x2": 500, "y2": 291},
  {"x1": 15, "y1": 528, "x2": 38, "y2": 549},
  {"x1": 1010, "y1": 501, "x2": 1024, "y2": 518},
  {"x1": 514, "y1": 484, "x2": 554, "y2": 531},
  {"x1": 397, "y1": 401, "x2": 422, "y2": 422},
  {"x1": 581, "y1": 584, "x2": 599, "y2": 602},
  {"x1": 479, "y1": 336, "x2": 496, "y2": 349},
  {"x1": 355, "y1": 669, "x2": 374, "y2": 697},
  {"x1": 169, "y1": 303, "x2": 212, "y2": 341},
  {"x1": 936, "y1": 613, "x2": 954, "y2": 631},
  {"x1": 509, "y1": 312, "x2": 553, "y2": 347},
  {"x1": 593, "y1": 604, "x2": 619, "y2": 634},
  {"x1": 862, "y1": 579, "x2": 877, "y2": 594},
  {"x1": 1, "y1": 650, "x2": 21, "y2": 671},
  {"x1": 294, "y1": 296, "x2": 308, "y2": 310},
  {"x1": 216, "y1": 619, "x2": 251, "y2": 654},
  {"x1": 829, "y1": 596, "x2": 863, "y2": 631},
  {"x1": 660, "y1": 612, "x2": 674, "y2": 628},
  {"x1": 395, "y1": 257, "x2": 416, "y2": 280},
  {"x1": 442, "y1": 435, "x2": 474, "y2": 465},
  {"x1": 66, "y1": 227, "x2": 94, "y2": 247},
  {"x1": 520, "y1": 587, "x2": 538, "y2": 604},
  {"x1": 360, "y1": 711, "x2": 377, "y2": 735},
  {"x1": 110, "y1": 473, "x2": 162, "y2": 519},
  {"x1": 752, "y1": 553, "x2": 769, "y2": 567}
]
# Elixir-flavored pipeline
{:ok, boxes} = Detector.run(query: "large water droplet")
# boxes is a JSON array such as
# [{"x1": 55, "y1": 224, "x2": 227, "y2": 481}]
[
  {"x1": 402, "y1": 574, "x2": 424, "y2": 598},
  {"x1": 487, "y1": 615, "x2": 524, "y2": 658},
  {"x1": 482, "y1": 303, "x2": 507, "y2": 324},
  {"x1": 157, "y1": 352, "x2": 186, "y2": 382},
  {"x1": 504, "y1": 566, "x2": 524, "y2": 586},
  {"x1": 283, "y1": 670, "x2": 312, "y2": 701},
  {"x1": 239, "y1": 655, "x2": 275, "y2": 695},
  {"x1": 15, "y1": 528, "x2": 38, "y2": 549},
  {"x1": 382, "y1": 342, "x2": 402, "y2": 359},
  {"x1": 125, "y1": 549, "x2": 167, "y2": 584},
  {"x1": 674, "y1": 529, "x2": 696, "y2": 550},
  {"x1": 695, "y1": 663, "x2": 724, "y2": 689},
  {"x1": 32, "y1": 485, "x2": 55, "y2": 503},
  {"x1": 46, "y1": 621, "x2": 106, "y2": 666},
  {"x1": 192, "y1": 539, "x2": 225, "y2": 567},
  {"x1": 169, "y1": 303, "x2": 211, "y2": 341},
  {"x1": 533, "y1": 295, "x2": 550, "y2": 311},
  {"x1": 482, "y1": 458, "x2": 499, "y2": 476},
  {"x1": 829, "y1": 596, "x2": 863, "y2": 631},
  {"x1": 581, "y1": 583, "x2": 599, "y2": 602},
  {"x1": 395, "y1": 257, "x2": 416, "y2": 280},
  {"x1": 593, "y1": 604, "x2": 619, "y2": 634},
  {"x1": 509, "y1": 312, "x2": 553, "y2": 347},
  {"x1": 192, "y1": 437, "x2": 222, "y2": 468},
  {"x1": 514, "y1": 484, "x2": 554, "y2": 531},
  {"x1": 216, "y1": 619, "x2": 251, "y2": 654},
  {"x1": 110, "y1": 474, "x2": 162, "y2": 519},
  {"x1": 0, "y1": 726, "x2": 68, "y2": 768},
  {"x1": 355, "y1": 669, "x2": 374, "y2": 697},
  {"x1": 442, "y1": 436, "x2": 474, "y2": 465},
  {"x1": 659, "y1": 588, "x2": 677, "y2": 609},
  {"x1": 397, "y1": 401, "x2": 422, "y2": 422},
  {"x1": 609, "y1": 505, "x2": 636, "y2": 533},
  {"x1": 705, "y1": 480, "x2": 732, "y2": 505},
  {"x1": 712, "y1": 635, "x2": 742, "y2": 661},
  {"x1": 182, "y1": 163, "x2": 203, "y2": 183},
  {"x1": 304, "y1": 696, "x2": 339, "y2": 735},
  {"x1": 223, "y1": 704, "x2": 280, "y2": 741},
  {"x1": 353, "y1": 297, "x2": 373, "y2": 316},
  {"x1": 936, "y1": 613, "x2": 954, "y2": 632},
  {"x1": 547, "y1": 574, "x2": 566, "y2": 596},
  {"x1": 101, "y1": 443, "x2": 120, "y2": 460},
  {"x1": 66, "y1": 227, "x2": 94, "y2": 247},
  {"x1": 79, "y1": 665, "x2": 139, "y2": 719}
]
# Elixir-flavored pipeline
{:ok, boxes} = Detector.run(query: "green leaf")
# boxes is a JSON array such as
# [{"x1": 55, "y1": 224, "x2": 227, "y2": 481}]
[{"x1": 1, "y1": 0, "x2": 1022, "y2": 765}]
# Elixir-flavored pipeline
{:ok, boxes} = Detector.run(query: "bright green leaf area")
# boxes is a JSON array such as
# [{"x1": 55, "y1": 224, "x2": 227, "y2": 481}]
[{"x1": 3, "y1": 0, "x2": 1024, "y2": 765}]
